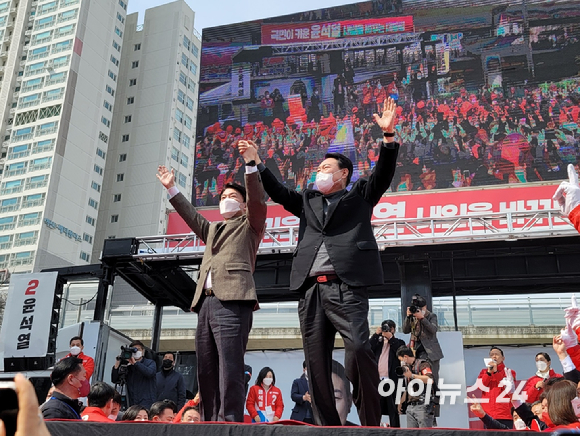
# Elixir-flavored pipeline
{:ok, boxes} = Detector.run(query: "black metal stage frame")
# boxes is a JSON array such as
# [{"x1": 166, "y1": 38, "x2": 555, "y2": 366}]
[{"x1": 44, "y1": 234, "x2": 580, "y2": 351}]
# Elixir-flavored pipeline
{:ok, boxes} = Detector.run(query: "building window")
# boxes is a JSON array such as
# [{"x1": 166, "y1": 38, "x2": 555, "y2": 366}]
[
  {"x1": 86, "y1": 215, "x2": 95, "y2": 226},
  {"x1": 129, "y1": 78, "x2": 137, "y2": 86},
  {"x1": 112, "y1": 40, "x2": 121, "y2": 51},
  {"x1": 110, "y1": 54, "x2": 119, "y2": 66},
  {"x1": 115, "y1": 26, "x2": 123, "y2": 38},
  {"x1": 119, "y1": 153, "x2": 127, "y2": 162},
  {"x1": 173, "y1": 128, "x2": 181, "y2": 142},
  {"x1": 99, "y1": 131, "x2": 108, "y2": 143},
  {"x1": 83, "y1": 233, "x2": 93, "y2": 244},
  {"x1": 108, "y1": 70, "x2": 117, "y2": 81},
  {"x1": 122, "y1": 134, "x2": 129, "y2": 142},
  {"x1": 178, "y1": 172, "x2": 187, "y2": 188},
  {"x1": 179, "y1": 72, "x2": 187, "y2": 86},
  {"x1": 177, "y1": 90, "x2": 185, "y2": 104},
  {"x1": 105, "y1": 85, "x2": 115, "y2": 97},
  {"x1": 186, "y1": 97, "x2": 194, "y2": 111},
  {"x1": 96, "y1": 148, "x2": 106, "y2": 159},
  {"x1": 101, "y1": 116, "x2": 110, "y2": 128},
  {"x1": 118, "y1": 0, "x2": 127, "y2": 10},
  {"x1": 88, "y1": 198, "x2": 98, "y2": 209},
  {"x1": 184, "y1": 114, "x2": 192, "y2": 129},
  {"x1": 91, "y1": 181, "x2": 101, "y2": 192},
  {"x1": 134, "y1": 43, "x2": 141, "y2": 51},
  {"x1": 116, "y1": 173, "x2": 124, "y2": 182},
  {"x1": 132, "y1": 60, "x2": 139, "y2": 68},
  {"x1": 80, "y1": 251, "x2": 90, "y2": 262},
  {"x1": 127, "y1": 97, "x2": 134, "y2": 104},
  {"x1": 180, "y1": 154, "x2": 189, "y2": 167},
  {"x1": 113, "y1": 194, "x2": 121, "y2": 202},
  {"x1": 124, "y1": 115, "x2": 131, "y2": 123},
  {"x1": 192, "y1": 45, "x2": 199, "y2": 58},
  {"x1": 175, "y1": 108, "x2": 183, "y2": 123},
  {"x1": 93, "y1": 164, "x2": 103, "y2": 176},
  {"x1": 182, "y1": 135, "x2": 190, "y2": 149},
  {"x1": 116, "y1": 12, "x2": 124, "y2": 23},
  {"x1": 103, "y1": 100, "x2": 113, "y2": 111},
  {"x1": 171, "y1": 147, "x2": 179, "y2": 162},
  {"x1": 111, "y1": 214, "x2": 119, "y2": 223}
]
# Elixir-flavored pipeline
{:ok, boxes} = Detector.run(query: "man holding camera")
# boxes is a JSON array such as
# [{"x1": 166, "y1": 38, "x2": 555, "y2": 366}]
[
  {"x1": 370, "y1": 320, "x2": 405, "y2": 427},
  {"x1": 111, "y1": 340, "x2": 156, "y2": 408},
  {"x1": 396, "y1": 346, "x2": 436, "y2": 428},
  {"x1": 402, "y1": 294, "x2": 443, "y2": 386}
]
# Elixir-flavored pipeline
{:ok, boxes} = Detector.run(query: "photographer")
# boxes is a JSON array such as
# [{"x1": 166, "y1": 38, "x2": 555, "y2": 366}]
[
  {"x1": 370, "y1": 320, "x2": 405, "y2": 427},
  {"x1": 111, "y1": 340, "x2": 156, "y2": 408},
  {"x1": 402, "y1": 294, "x2": 443, "y2": 385},
  {"x1": 396, "y1": 346, "x2": 436, "y2": 428}
]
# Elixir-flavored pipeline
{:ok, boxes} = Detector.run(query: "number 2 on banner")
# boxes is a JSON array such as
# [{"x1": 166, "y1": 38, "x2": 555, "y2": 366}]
[{"x1": 25, "y1": 280, "x2": 39, "y2": 295}]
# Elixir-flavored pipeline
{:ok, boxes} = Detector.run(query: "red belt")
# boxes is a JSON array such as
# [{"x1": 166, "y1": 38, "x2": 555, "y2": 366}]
[{"x1": 315, "y1": 274, "x2": 339, "y2": 283}]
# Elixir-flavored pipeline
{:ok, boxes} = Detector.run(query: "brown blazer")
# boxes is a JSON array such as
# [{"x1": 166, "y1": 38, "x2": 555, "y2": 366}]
[{"x1": 169, "y1": 171, "x2": 267, "y2": 312}]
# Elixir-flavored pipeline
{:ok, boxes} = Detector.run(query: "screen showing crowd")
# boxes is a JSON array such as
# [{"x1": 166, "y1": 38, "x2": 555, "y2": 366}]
[{"x1": 193, "y1": 0, "x2": 580, "y2": 206}]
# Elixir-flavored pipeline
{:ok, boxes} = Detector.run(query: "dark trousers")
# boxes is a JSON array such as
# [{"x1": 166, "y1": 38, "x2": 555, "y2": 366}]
[
  {"x1": 196, "y1": 295, "x2": 253, "y2": 422},
  {"x1": 380, "y1": 393, "x2": 400, "y2": 427},
  {"x1": 298, "y1": 279, "x2": 381, "y2": 426}
]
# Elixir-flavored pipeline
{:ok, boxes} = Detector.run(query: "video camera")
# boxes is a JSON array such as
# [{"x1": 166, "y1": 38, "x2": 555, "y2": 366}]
[{"x1": 118, "y1": 346, "x2": 138, "y2": 365}]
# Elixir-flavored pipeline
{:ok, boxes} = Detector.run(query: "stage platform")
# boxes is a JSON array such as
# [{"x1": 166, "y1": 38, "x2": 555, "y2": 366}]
[{"x1": 45, "y1": 420, "x2": 531, "y2": 436}]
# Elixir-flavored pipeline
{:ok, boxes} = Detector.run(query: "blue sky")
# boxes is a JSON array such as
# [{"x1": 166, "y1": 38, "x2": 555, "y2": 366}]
[{"x1": 128, "y1": 0, "x2": 352, "y2": 31}]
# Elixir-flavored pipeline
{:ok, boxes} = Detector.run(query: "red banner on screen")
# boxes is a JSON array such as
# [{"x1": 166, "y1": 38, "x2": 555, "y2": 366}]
[
  {"x1": 167, "y1": 184, "x2": 563, "y2": 237},
  {"x1": 261, "y1": 16, "x2": 414, "y2": 45}
]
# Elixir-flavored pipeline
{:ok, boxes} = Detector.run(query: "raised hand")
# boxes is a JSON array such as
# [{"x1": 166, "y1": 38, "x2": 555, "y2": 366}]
[
  {"x1": 238, "y1": 140, "x2": 261, "y2": 164},
  {"x1": 553, "y1": 164, "x2": 580, "y2": 216},
  {"x1": 156, "y1": 165, "x2": 175, "y2": 189},
  {"x1": 372, "y1": 97, "x2": 397, "y2": 133},
  {"x1": 469, "y1": 396, "x2": 485, "y2": 418}
]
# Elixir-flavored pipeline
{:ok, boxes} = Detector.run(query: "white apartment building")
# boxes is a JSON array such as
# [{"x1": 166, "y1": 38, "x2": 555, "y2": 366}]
[
  {"x1": 0, "y1": 0, "x2": 127, "y2": 274},
  {"x1": 93, "y1": 0, "x2": 200, "y2": 259}
]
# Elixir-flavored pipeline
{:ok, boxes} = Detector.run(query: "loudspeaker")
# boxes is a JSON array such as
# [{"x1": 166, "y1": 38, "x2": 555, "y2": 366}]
[{"x1": 102, "y1": 238, "x2": 138, "y2": 260}]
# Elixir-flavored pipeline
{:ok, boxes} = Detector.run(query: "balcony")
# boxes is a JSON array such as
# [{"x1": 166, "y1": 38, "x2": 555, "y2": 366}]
[
  {"x1": 42, "y1": 91, "x2": 63, "y2": 102},
  {"x1": 51, "y1": 45, "x2": 71, "y2": 54},
  {"x1": 0, "y1": 242, "x2": 12, "y2": 250},
  {"x1": 29, "y1": 162, "x2": 51, "y2": 172},
  {"x1": 35, "y1": 126, "x2": 58, "y2": 136},
  {"x1": 37, "y1": 6, "x2": 57, "y2": 15},
  {"x1": 11, "y1": 133, "x2": 34, "y2": 143},
  {"x1": 58, "y1": 13, "x2": 77, "y2": 23},
  {"x1": 45, "y1": 75, "x2": 66, "y2": 86},
  {"x1": 7, "y1": 150, "x2": 30, "y2": 160},
  {"x1": 11, "y1": 257, "x2": 34, "y2": 266},
  {"x1": 0, "y1": 204, "x2": 19, "y2": 213},
  {"x1": 0, "y1": 185, "x2": 23, "y2": 195},
  {"x1": 19, "y1": 99, "x2": 40, "y2": 109},
  {"x1": 21, "y1": 198, "x2": 44, "y2": 208},
  {"x1": 21, "y1": 83, "x2": 43, "y2": 93},
  {"x1": 34, "y1": 21, "x2": 54, "y2": 31},
  {"x1": 31, "y1": 37, "x2": 51, "y2": 46},
  {"x1": 25, "y1": 180, "x2": 47, "y2": 190},
  {"x1": 14, "y1": 237, "x2": 36, "y2": 247},
  {"x1": 0, "y1": 223, "x2": 15, "y2": 231},
  {"x1": 4, "y1": 167, "x2": 27, "y2": 177},
  {"x1": 32, "y1": 144, "x2": 54, "y2": 154},
  {"x1": 25, "y1": 67, "x2": 46, "y2": 76},
  {"x1": 28, "y1": 51, "x2": 48, "y2": 61},
  {"x1": 54, "y1": 29, "x2": 74, "y2": 39}
]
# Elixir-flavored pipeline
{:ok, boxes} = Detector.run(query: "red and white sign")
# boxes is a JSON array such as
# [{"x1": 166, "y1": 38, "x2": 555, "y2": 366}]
[
  {"x1": 261, "y1": 16, "x2": 414, "y2": 45},
  {"x1": 1, "y1": 272, "x2": 58, "y2": 359},
  {"x1": 168, "y1": 184, "x2": 564, "y2": 237}
]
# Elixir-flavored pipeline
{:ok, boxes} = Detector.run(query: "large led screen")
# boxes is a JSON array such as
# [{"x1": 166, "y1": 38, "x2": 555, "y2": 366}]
[{"x1": 194, "y1": 0, "x2": 580, "y2": 206}]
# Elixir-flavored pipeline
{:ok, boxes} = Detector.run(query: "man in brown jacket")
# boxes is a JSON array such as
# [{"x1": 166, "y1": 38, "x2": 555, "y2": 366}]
[{"x1": 156, "y1": 144, "x2": 266, "y2": 422}]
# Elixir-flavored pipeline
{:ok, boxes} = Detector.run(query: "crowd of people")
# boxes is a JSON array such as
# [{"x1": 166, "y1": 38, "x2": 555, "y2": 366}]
[{"x1": 195, "y1": 77, "x2": 580, "y2": 206}]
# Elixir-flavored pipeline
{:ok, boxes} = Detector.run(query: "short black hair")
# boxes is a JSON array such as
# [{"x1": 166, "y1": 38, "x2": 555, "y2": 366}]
[
  {"x1": 381, "y1": 319, "x2": 396, "y2": 330},
  {"x1": 180, "y1": 405, "x2": 200, "y2": 421},
  {"x1": 303, "y1": 360, "x2": 307, "y2": 369},
  {"x1": 324, "y1": 152, "x2": 353, "y2": 186},
  {"x1": 149, "y1": 400, "x2": 177, "y2": 419},
  {"x1": 121, "y1": 405, "x2": 149, "y2": 421},
  {"x1": 536, "y1": 352, "x2": 551, "y2": 362},
  {"x1": 255, "y1": 367, "x2": 276, "y2": 386},
  {"x1": 129, "y1": 340, "x2": 145, "y2": 349},
  {"x1": 163, "y1": 352, "x2": 176, "y2": 360},
  {"x1": 490, "y1": 346, "x2": 504, "y2": 357},
  {"x1": 51, "y1": 356, "x2": 84, "y2": 387},
  {"x1": 331, "y1": 360, "x2": 352, "y2": 401},
  {"x1": 87, "y1": 382, "x2": 115, "y2": 408},
  {"x1": 112, "y1": 390, "x2": 122, "y2": 405},
  {"x1": 69, "y1": 336, "x2": 83, "y2": 346},
  {"x1": 219, "y1": 182, "x2": 246, "y2": 202},
  {"x1": 412, "y1": 294, "x2": 427, "y2": 307},
  {"x1": 396, "y1": 346, "x2": 415, "y2": 359}
]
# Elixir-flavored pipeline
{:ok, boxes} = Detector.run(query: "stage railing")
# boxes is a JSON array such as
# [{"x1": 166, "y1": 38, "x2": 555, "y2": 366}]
[{"x1": 132, "y1": 209, "x2": 575, "y2": 261}]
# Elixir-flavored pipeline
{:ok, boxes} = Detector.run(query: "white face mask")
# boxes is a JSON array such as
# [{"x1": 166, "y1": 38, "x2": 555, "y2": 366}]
[
  {"x1": 220, "y1": 198, "x2": 241, "y2": 219},
  {"x1": 536, "y1": 360, "x2": 548, "y2": 372},
  {"x1": 70, "y1": 346, "x2": 81, "y2": 356},
  {"x1": 133, "y1": 350, "x2": 142, "y2": 360},
  {"x1": 315, "y1": 170, "x2": 342, "y2": 194},
  {"x1": 108, "y1": 414, "x2": 117, "y2": 421},
  {"x1": 263, "y1": 377, "x2": 273, "y2": 386},
  {"x1": 514, "y1": 419, "x2": 526, "y2": 430}
]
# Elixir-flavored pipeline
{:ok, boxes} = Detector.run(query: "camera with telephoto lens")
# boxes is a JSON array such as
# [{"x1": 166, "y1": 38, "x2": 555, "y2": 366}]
[
  {"x1": 409, "y1": 304, "x2": 420, "y2": 314},
  {"x1": 119, "y1": 346, "x2": 138, "y2": 365}
]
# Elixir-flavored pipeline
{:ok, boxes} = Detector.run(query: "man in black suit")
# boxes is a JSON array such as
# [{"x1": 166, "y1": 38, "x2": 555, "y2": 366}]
[
  {"x1": 290, "y1": 361, "x2": 313, "y2": 423},
  {"x1": 241, "y1": 98, "x2": 399, "y2": 426},
  {"x1": 370, "y1": 320, "x2": 406, "y2": 427}
]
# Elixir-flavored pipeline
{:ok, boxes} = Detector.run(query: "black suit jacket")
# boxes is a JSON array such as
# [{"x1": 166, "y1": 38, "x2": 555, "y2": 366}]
[
  {"x1": 369, "y1": 334, "x2": 406, "y2": 381},
  {"x1": 260, "y1": 142, "x2": 399, "y2": 290},
  {"x1": 290, "y1": 374, "x2": 312, "y2": 421}
]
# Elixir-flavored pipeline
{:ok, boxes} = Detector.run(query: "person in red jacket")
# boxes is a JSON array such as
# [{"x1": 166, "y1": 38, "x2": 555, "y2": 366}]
[
  {"x1": 173, "y1": 392, "x2": 199, "y2": 422},
  {"x1": 477, "y1": 347, "x2": 517, "y2": 428},
  {"x1": 553, "y1": 164, "x2": 580, "y2": 232},
  {"x1": 64, "y1": 336, "x2": 95, "y2": 381},
  {"x1": 81, "y1": 382, "x2": 116, "y2": 422},
  {"x1": 522, "y1": 352, "x2": 563, "y2": 404},
  {"x1": 246, "y1": 367, "x2": 284, "y2": 422}
]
